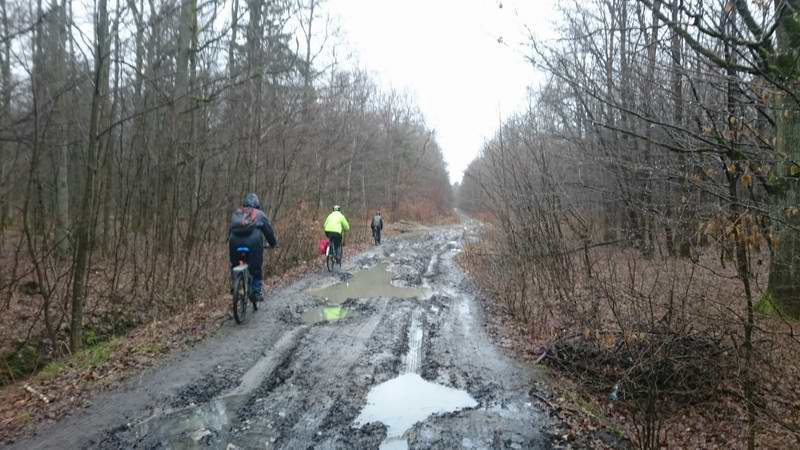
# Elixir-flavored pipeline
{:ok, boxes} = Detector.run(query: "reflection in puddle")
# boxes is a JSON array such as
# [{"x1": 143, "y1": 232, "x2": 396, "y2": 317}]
[
  {"x1": 302, "y1": 305, "x2": 354, "y2": 324},
  {"x1": 133, "y1": 397, "x2": 235, "y2": 450},
  {"x1": 308, "y1": 263, "x2": 427, "y2": 304},
  {"x1": 354, "y1": 373, "x2": 477, "y2": 450}
]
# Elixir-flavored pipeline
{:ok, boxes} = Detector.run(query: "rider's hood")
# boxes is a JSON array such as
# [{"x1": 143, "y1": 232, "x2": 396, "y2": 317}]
[{"x1": 243, "y1": 193, "x2": 262, "y2": 210}]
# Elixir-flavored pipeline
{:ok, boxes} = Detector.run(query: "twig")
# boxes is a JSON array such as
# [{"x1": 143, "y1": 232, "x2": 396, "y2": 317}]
[
  {"x1": 530, "y1": 391, "x2": 557, "y2": 410},
  {"x1": 531, "y1": 390, "x2": 597, "y2": 420},
  {"x1": 24, "y1": 384, "x2": 50, "y2": 404}
]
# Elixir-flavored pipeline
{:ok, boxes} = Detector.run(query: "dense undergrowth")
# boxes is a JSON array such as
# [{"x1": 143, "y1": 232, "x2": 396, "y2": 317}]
[{"x1": 461, "y1": 223, "x2": 800, "y2": 449}]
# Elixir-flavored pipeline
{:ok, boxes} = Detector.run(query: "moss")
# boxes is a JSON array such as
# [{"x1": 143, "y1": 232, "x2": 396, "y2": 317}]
[
  {"x1": 83, "y1": 329, "x2": 99, "y2": 347},
  {"x1": 0, "y1": 345, "x2": 41, "y2": 387}
]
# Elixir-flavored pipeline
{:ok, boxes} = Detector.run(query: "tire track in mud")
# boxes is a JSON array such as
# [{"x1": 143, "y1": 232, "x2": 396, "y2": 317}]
[
  {"x1": 100, "y1": 327, "x2": 310, "y2": 449},
  {"x1": 272, "y1": 304, "x2": 393, "y2": 449},
  {"x1": 407, "y1": 235, "x2": 553, "y2": 449},
  {"x1": 403, "y1": 309, "x2": 424, "y2": 374}
]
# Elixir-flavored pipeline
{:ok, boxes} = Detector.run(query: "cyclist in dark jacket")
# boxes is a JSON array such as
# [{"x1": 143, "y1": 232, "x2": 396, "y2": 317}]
[{"x1": 229, "y1": 193, "x2": 277, "y2": 301}]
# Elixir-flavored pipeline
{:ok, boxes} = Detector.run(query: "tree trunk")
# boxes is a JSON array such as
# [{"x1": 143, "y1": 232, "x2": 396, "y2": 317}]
[
  {"x1": 768, "y1": 0, "x2": 800, "y2": 317},
  {"x1": 246, "y1": 0, "x2": 263, "y2": 191},
  {"x1": 70, "y1": 0, "x2": 108, "y2": 352},
  {"x1": 0, "y1": 0, "x2": 12, "y2": 228},
  {"x1": 42, "y1": 0, "x2": 71, "y2": 257}
]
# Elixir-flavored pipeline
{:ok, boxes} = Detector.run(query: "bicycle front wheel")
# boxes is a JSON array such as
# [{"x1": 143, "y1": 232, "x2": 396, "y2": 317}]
[{"x1": 232, "y1": 272, "x2": 248, "y2": 324}]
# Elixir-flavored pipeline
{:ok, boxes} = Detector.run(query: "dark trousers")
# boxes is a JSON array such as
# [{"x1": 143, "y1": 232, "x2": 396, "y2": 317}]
[
  {"x1": 229, "y1": 230, "x2": 264, "y2": 295},
  {"x1": 325, "y1": 231, "x2": 342, "y2": 261},
  {"x1": 372, "y1": 226, "x2": 381, "y2": 244}
]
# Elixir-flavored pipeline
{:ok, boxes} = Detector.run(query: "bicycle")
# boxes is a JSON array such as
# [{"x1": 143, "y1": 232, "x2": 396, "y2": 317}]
[
  {"x1": 231, "y1": 246, "x2": 259, "y2": 324},
  {"x1": 325, "y1": 238, "x2": 338, "y2": 272},
  {"x1": 325, "y1": 235, "x2": 347, "y2": 272},
  {"x1": 371, "y1": 226, "x2": 381, "y2": 245}
]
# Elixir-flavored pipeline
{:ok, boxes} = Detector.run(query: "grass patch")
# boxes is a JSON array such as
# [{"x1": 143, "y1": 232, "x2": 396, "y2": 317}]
[
  {"x1": 72, "y1": 339, "x2": 120, "y2": 370},
  {"x1": 134, "y1": 341, "x2": 168, "y2": 356},
  {"x1": 557, "y1": 384, "x2": 626, "y2": 438},
  {"x1": 754, "y1": 293, "x2": 777, "y2": 315},
  {"x1": 16, "y1": 411, "x2": 33, "y2": 425},
  {"x1": 35, "y1": 339, "x2": 121, "y2": 382},
  {"x1": 754, "y1": 294, "x2": 799, "y2": 323},
  {"x1": 38, "y1": 361, "x2": 67, "y2": 380},
  {"x1": 562, "y1": 387, "x2": 604, "y2": 419}
]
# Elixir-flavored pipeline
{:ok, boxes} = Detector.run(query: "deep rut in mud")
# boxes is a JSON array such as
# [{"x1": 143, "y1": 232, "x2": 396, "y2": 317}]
[{"x1": 12, "y1": 225, "x2": 555, "y2": 450}]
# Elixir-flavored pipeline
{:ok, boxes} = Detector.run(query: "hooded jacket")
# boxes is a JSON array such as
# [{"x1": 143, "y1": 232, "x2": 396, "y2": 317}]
[
  {"x1": 229, "y1": 193, "x2": 278, "y2": 247},
  {"x1": 323, "y1": 210, "x2": 350, "y2": 235}
]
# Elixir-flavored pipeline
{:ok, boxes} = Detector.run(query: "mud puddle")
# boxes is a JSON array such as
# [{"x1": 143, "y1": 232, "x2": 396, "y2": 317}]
[
  {"x1": 353, "y1": 307, "x2": 477, "y2": 450},
  {"x1": 354, "y1": 373, "x2": 478, "y2": 450},
  {"x1": 308, "y1": 263, "x2": 427, "y2": 304},
  {"x1": 132, "y1": 396, "x2": 239, "y2": 449},
  {"x1": 302, "y1": 305, "x2": 356, "y2": 324}
]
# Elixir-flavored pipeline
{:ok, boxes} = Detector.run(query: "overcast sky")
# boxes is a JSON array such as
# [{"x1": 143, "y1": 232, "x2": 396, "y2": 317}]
[{"x1": 326, "y1": 0, "x2": 557, "y2": 183}]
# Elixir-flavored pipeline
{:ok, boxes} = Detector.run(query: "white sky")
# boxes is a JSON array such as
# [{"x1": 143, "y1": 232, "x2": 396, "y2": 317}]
[{"x1": 326, "y1": 0, "x2": 558, "y2": 183}]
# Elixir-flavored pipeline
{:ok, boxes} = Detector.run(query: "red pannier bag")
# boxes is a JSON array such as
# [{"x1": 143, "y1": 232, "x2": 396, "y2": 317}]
[{"x1": 318, "y1": 239, "x2": 329, "y2": 255}]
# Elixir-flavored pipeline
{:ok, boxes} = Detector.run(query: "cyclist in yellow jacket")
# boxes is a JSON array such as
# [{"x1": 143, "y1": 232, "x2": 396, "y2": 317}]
[{"x1": 324, "y1": 205, "x2": 350, "y2": 264}]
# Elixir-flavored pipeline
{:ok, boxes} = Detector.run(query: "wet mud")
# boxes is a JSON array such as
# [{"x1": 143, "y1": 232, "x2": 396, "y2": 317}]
[{"x1": 11, "y1": 223, "x2": 559, "y2": 450}]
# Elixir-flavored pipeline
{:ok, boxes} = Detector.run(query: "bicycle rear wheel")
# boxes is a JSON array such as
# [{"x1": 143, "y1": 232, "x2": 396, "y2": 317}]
[
  {"x1": 232, "y1": 271, "x2": 248, "y2": 324},
  {"x1": 326, "y1": 251, "x2": 334, "y2": 272}
]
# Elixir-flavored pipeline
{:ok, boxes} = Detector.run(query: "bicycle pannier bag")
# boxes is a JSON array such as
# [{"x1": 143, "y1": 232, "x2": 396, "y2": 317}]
[{"x1": 319, "y1": 239, "x2": 329, "y2": 255}]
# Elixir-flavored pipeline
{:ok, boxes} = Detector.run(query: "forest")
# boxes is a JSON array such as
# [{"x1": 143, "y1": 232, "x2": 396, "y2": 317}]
[
  {"x1": 458, "y1": 0, "x2": 800, "y2": 448},
  {"x1": 3, "y1": 0, "x2": 800, "y2": 447},
  {"x1": 0, "y1": 0, "x2": 452, "y2": 383}
]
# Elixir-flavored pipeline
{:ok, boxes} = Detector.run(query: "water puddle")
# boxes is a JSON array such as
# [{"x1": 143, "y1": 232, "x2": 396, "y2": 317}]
[
  {"x1": 354, "y1": 373, "x2": 478, "y2": 450},
  {"x1": 308, "y1": 263, "x2": 427, "y2": 304},
  {"x1": 302, "y1": 305, "x2": 355, "y2": 324}
]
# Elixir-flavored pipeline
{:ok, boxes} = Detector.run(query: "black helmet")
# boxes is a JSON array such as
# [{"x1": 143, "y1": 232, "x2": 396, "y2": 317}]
[{"x1": 332, "y1": 205, "x2": 341, "y2": 212}]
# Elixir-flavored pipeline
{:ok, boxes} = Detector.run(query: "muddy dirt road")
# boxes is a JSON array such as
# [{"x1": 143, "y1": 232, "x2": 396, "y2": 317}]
[{"x1": 11, "y1": 224, "x2": 554, "y2": 450}]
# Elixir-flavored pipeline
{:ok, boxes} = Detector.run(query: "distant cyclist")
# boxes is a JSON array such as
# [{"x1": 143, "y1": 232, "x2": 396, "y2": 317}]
[
  {"x1": 370, "y1": 210, "x2": 384, "y2": 244},
  {"x1": 228, "y1": 193, "x2": 277, "y2": 302},
  {"x1": 323, "y1": 205, "x2": 350, "y2": 264}
]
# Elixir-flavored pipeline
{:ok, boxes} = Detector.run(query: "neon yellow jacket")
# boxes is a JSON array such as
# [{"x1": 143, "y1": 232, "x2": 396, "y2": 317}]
[{"x1": 324, "y1": 211, "x2": 350, "y2": 234}]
